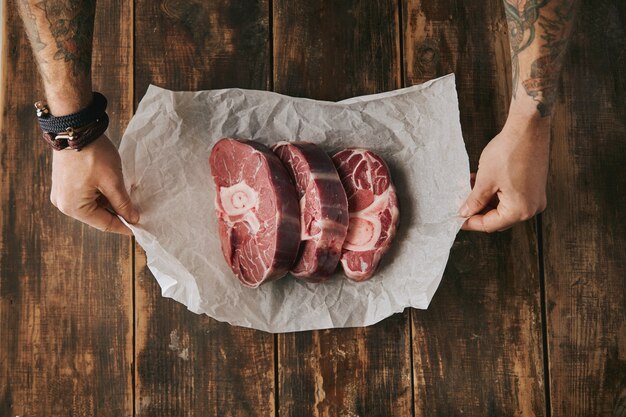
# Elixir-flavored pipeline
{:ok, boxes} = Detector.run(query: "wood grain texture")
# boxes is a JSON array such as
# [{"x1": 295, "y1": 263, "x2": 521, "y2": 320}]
[
  {"x1": 273, "y1": 0, "x2": 402, "y2": 101},
  {"x1": 133, "y1": 1, "x2": 275, "y2": 415},
  {"x1": 134, "y1": 0, "x2": 271, "y2": 95},
  {"x1": 403, "y1": 1, "x2": 546, "y2": 415},
  {"x1": 3, "y1": 0, "x2": 626, "y2": 415},
  {"x1": 0, "y1": 0, "x2": 133, "y2": 416},
  {"x1": 543, "y1": 0, "x2": 626, "y2": 415},
  {"x1": 273, "y1": 2, "x2": 412, "y2": 416}
]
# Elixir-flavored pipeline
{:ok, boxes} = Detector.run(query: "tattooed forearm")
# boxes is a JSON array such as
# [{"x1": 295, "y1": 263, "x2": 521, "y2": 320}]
[
  {"x1": 18, "y1": 0, "x2": 97, "y2": 113},
  {"x1": 36, "y1": 0, "x2": 96, "y2": 77},
  {"x1": 504, "y1": 0, "x2": 547, "y2": 98},
  {"x1": 523, "y1": 2, "x2": 577, "y2": 116},
  {"x1": 20, "y1": 2, "x2": 48, "y2": 53},
  {"x1": 503, "y1": 0, "x2": 579, "y2": 117},
  {"x1": 18, "y1": 0, "x2": 96, "y2": 78}
]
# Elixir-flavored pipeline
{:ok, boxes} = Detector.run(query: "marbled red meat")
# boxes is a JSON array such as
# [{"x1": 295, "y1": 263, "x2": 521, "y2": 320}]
[
  {"x1": 332, "y1": 149, "x2": 399, "y2": 281},
  {"x1": 209, "y1": 138, "x2": 301, "y2": 287},
  {"x1": 272, "y1": 141, "x2": 349, "y2": 282}
]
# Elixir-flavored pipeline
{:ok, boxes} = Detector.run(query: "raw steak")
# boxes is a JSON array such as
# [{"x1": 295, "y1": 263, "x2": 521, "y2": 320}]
[
  {"x1": 209, "y1": 138, "x2": 301, "y2": 287},
  {"x1": 272, "y1": 141, "x2": 349, "y2": 281},
  {"x1": 332, "y1": 149, "x2": 399, "y2": 281}
]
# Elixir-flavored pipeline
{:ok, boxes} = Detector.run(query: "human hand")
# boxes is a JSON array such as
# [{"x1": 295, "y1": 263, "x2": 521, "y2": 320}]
[
  {"x1": 50, "y1": 135, "x2": 140, "y2": 235},
  {"x1": 460, "y1": 114, "x2": 550, "y2": 232}
]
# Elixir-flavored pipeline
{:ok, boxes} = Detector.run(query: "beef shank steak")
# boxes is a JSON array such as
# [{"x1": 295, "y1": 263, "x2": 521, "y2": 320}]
[
  {"x1": 209, "y1": 138, "x2": 300, "y2": 287},
  {"x1": 332, "y1": 149, "x2": 399, "y2": 281},
  {"x1": 272, "y1": 141, "x2": 349, "y2": 281}
]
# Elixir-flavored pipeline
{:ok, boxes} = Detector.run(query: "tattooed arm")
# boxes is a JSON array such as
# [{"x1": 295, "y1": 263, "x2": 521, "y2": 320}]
[
  {"x1": 18, "y1": 0, "x2": 139, "y2": 235},
  {"x1": 507, "y1": 0, "x2": 578, "y2": 116},
  {"x1": 18, "y1": 0, "x2": 95, "y2": 114},
  {"x1": 461, "y1": 0, "x2": 579, "y2": 232}
]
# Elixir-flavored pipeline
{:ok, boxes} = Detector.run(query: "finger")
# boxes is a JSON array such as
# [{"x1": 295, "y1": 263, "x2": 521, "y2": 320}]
[
  {"x1": 75, "y1": 205, "x2": 134, "y2": 235},
  {"x1": 99, "y1": 178, "x2": 140, "y2": 224},
  {"x1": 460, "y1": 179, "x2": 495, "y2": 218},
  {"x1": 461, "y1": 208, "x2": 517, "y2": 233}
]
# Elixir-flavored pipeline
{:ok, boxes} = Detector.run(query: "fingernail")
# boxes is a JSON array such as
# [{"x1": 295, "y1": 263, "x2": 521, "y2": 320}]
[
  {"x1": 460, "y1": 204, "x2": 470, "y2": 217},
  {"x1": 130, "y1": 209, "x2": 140, "y2": 224}
]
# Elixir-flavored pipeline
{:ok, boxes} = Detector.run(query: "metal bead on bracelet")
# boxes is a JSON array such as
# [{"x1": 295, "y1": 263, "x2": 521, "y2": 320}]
[{"x1": 34, "y1": 92, "x2": 109, "y2": 151}]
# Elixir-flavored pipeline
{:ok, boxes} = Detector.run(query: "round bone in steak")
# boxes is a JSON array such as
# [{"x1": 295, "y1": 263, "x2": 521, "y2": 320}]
[
  {"x1": 332, "y1": 148, "x2": 399, "y2": 282},
  {"x1": 209, "y1": 138, "x2": 301, "y2": 287},
  {"x1": 273, "y1": 141, "x2": 349, "y2": 282}
]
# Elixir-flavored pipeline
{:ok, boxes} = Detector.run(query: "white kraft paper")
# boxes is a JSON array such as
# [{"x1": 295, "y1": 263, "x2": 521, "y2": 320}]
[{"x1": 119, "y1": 73, "x2": 470, "y2": 333}]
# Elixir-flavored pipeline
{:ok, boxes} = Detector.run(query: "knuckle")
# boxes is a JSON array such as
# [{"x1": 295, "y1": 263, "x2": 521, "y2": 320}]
[
  {"x1": 510, "y1": 202, "x2": 539, "y2": 221},
  {"x1": 468, "y1": 195, "x2": 485, "y2": 209},
  {"x1": 116, "y1": 195, "x2": 132, "y2": 212},
  {"x1": 56, "y1": 200, "x2": 76, "y2": 216},
  {"x1": 480, "y1": 218, "x2": 494, "y2": 234},
  {"x1": 518, "y1": 209, "x2": 535, "y2": 221},
  {"x1": 485, "y1": 222, "x2": 500, "y2": 234},
  {"x1": 537, "y1": 200, "x2": 548, "y2": 213}
]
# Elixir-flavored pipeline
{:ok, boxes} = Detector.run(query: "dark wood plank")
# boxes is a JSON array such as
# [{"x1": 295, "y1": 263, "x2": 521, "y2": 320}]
[
  {"x1": 0, "y1": 0, "x2": 134, "y2": 416},
  {"x1": 543, "y1": 0, "x2": 626, "y2": 415},
  {"x1": 403, "y1": 1, "x2": 546, "y2": 415},
  {"x1": 133, "y1": 1, "x2": 275, "y2": 415},
  {"x1": 274, "y1": 0, "x2": 402, "y2": 101},
  {"x1": 134, "y1": 0, "x2": 271, "y2": 95},
  {"x1": 273, "y1": 2, "x2": 413, "y2": 416}
]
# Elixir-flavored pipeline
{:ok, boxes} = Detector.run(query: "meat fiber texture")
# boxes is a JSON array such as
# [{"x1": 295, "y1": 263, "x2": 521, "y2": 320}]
[
  {"x1": 211, "y1": 139, "x2": 301, "y2": 287},
  {"x1": 273, "y1": 142, "x2": 349, "y2": 282},
  {"x1": 118, "y1": 74, "x2": 470, "y2": 333},
  {"x1": 332, "y1": 149, "x2": 399, "y2": 281}
]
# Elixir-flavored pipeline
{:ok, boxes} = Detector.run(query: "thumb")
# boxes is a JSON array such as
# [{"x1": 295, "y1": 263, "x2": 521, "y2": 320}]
[
  {"x1": 101, "y1": 178, "x2": 140, "y2": 224},
  {"x1": 460, "y1": 174, "x2": 494, "y2": 217}
]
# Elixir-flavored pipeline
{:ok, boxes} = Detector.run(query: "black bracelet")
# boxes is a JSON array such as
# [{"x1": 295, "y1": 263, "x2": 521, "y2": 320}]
[
  {"x1": 42, "y1": 113, "x2": 110, "y2": 151},
  {"x1": 35, "y1": 92, "x2": 108, "y2": 133}
]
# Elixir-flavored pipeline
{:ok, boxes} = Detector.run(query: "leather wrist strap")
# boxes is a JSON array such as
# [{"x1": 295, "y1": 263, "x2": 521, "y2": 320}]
[
  {"x1": 42, "y1": 113, "x2": 109, "y2": 151},
  {"x1": 35, "y1": 92, "x2": 109, "y2": 151}
]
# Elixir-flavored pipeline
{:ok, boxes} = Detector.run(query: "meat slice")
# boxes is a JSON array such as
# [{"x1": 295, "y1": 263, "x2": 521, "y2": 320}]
[
  {"x1": 209, "y1": 138, "x2": 301, "y2": 287},
  {"x1": 272, "y1": 141, "x2": 349, "y2": 282},
  {"x1": 332, "y1": 149, "x2": 399, "y2": 281}
]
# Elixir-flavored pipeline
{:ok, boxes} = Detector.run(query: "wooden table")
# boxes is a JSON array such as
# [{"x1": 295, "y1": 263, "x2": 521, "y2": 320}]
[{"x1": 1, "y1": 0, "x2": 625, "y2": 416}]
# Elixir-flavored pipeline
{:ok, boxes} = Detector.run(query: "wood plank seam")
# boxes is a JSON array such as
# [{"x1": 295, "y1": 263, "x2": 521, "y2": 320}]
[
  {"x1": 127, "y1": 0, "x2": 136, "y2": 415},
  {"x1": 398, "y1": 0, "x2": 406, "y2": 88},
  {"x1": 270, "y1": 4, "x2": 278, "y2": 416},
  {"x1": 129, "y1": 0, "x2": 137, "y2": 416},
  {"x1": 409, "y1": 309, "x2": 416, "y2": 417},
  {"x1": 398, "y1": 1, "x2": 415, "y2": 416},
  {"x1": 0, "y1": 0, "x2": 7, "y2": 135},
  {"x1": 269, "y1": 0, "x2": 275, "y2": 92},
  {"x1": 274, "y1": 333, "x2": 280, "y2": 417},
  {"x1": 131, "y1": 207, "x2": 136, "y2": 410},
  {"x1": 536, "y1": 214, "x2": 553, "y2": 417}
]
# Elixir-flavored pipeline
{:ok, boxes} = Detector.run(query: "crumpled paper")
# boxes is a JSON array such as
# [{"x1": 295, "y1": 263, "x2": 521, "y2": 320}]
[{"x1": 119, "y1": 73, "x2": 470, "y2": 333}]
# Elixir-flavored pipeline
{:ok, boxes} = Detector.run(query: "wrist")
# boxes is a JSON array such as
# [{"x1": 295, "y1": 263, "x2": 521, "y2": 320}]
[
  {"x1": 507, "y1": 96, "x2": 552, "y2": 128},
  {"x1": 503, "y1": 98, "x2": 552, "y2": 143},
  {"x1": 43, "y1": 78, "x2": 93, "y2": 116}
]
